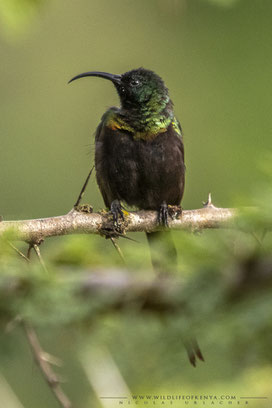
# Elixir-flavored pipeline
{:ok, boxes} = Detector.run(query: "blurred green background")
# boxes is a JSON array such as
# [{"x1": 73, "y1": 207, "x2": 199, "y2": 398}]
[
  {"x1": 1, "y1": 0, "x2": 272, "y2": 407},
  {"x1": 1, "y1": 0, "x2": 272, "y2": 220}
]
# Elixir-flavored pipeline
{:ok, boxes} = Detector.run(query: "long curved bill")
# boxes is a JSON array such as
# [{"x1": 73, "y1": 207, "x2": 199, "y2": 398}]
[{"x1": 68, "y1": 71, "x2": 121, "y2": 85}]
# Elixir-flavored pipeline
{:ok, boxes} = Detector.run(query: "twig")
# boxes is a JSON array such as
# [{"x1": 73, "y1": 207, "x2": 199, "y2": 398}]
[
  {"x1": 23, "y1": 242, "x2": 72, "y2": 407},
  {"x1": 23, "y1": 321, "x2": 72, "y2": 408},
  {"x1": 74, "y1": 166, "x2": 94, "y2": 208}
]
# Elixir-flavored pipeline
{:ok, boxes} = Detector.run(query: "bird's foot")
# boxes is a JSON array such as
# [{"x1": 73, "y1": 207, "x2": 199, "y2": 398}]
[
  {"x1": 110, "y1": 200, "x2": 124, "y2": 226},
  {"x1": 158, "y1": 201, "x2": 169, "y2": 227}
]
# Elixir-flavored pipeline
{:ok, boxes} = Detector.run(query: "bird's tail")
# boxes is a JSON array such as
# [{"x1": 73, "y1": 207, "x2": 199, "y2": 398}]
[
  {"x1": 146, "y1": 230, "x2": 204, "y2": 367},
  {"x1": 146, "y1": 230, "x2": 177, "y2": 275}
]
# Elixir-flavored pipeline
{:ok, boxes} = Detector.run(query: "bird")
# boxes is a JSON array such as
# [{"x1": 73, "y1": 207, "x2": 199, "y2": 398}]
[{"x1": 69, "y1": 67, "x2": 204, "y2": 366}]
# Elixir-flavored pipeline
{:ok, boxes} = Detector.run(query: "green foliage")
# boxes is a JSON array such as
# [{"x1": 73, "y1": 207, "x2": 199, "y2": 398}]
[
  {"x1": 0, "y1": 0, "x2": 45, "y2": 36},
  {"x1": 1, "y1": 176, "x2": 272, "y2": 350},
  {"x1": 0, "y1": 0, "x2": 241, "y2": 38},
  {"x1": 1, "y1": 190, "x2": 272, "y2": 406}
]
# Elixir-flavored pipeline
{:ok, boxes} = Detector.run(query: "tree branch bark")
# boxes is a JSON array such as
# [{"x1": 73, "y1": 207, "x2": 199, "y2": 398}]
[{"x1": 0, "y1": 199, "x2": 236, "y2": 244}]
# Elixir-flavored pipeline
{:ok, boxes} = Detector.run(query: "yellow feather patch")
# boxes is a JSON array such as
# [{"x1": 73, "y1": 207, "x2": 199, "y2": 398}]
[{"x1": 105, "y1": 110, "x2": 179, "y2": 141}]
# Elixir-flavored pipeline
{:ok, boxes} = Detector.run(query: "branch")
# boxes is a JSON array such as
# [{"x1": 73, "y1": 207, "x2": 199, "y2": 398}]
[
  {"x1": 0, "y1": 196, "x2": 236, "y2": 244},
  {"x1": 23, "y1": 321, "x2": 73, "y2": 408},
  {"x1": 18, "y1": 244, "x2": 74, "y2": 408}
]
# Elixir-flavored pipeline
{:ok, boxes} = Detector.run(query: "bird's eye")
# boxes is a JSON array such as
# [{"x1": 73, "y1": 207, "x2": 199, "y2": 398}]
[{"x1": 131, "y1": 79, "x2": 140, "y2": 87}]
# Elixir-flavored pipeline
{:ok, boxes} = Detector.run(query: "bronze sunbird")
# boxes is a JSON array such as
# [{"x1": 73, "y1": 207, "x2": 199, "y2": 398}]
[{"x1": 69, "y1": 67, "x2": 204, "y2": 366}]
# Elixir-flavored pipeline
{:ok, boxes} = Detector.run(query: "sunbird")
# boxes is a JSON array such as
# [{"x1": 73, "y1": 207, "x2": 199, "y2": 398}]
[{"x1": 69, "y1": 68, "x2": 204, "y2": 366}]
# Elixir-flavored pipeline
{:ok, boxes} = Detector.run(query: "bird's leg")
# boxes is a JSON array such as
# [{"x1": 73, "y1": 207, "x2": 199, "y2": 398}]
[
  {"x1": 158, "y1": 201, "x2": 169, "y2": 227},
  {"x1": 110, "y1": 199, "x2": 124, "y2": 225}
]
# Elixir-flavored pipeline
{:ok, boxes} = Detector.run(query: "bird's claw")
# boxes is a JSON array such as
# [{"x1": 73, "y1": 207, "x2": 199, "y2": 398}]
[
  {"x1": 158, "y1": 201, "x2": 169, "y2": 227},
  {"x1": 110, "y1": 200, "x2": 124, "y2": 225}
]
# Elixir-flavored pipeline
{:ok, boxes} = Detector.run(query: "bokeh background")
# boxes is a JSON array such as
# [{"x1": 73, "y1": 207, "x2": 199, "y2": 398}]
[{"x1": 0, "y1": 0, "x2": 272, "y2": 407}]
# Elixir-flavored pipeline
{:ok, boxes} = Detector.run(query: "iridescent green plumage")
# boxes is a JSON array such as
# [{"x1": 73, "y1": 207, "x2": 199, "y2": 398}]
[
  {"x1": 95, "y1": 67, "x2": 183, "y2": 141},
  {"x1": 105, "y1": 108, "x2": 182, "y2": 141}
]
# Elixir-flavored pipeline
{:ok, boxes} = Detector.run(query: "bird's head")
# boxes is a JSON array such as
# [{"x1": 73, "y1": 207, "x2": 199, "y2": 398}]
[{"x1": 69, "y1": 68, "x2": 170, "y2": 113}]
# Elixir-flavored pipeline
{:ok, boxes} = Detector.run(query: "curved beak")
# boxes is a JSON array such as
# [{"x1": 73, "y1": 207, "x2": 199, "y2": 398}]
[{"x1": 68, "y1": 71, "x2": 121, "y2": 85}]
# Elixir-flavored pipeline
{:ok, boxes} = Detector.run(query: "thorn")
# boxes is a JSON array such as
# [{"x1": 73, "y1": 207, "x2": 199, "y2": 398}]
[
  {"x1": 41, "y1": 352, "x2": 63, "y2": 367},
  {"x1": 110, "y1": 238, "x2": 126, "y2": 264},
  {"x1": 203, "y1": 192, "x2": 214, "y2": 208},
  {"x1": 33, "y1": 244, "x2": 49, "y2": 274},
  {"x1": 8, "y1": 242, "x2": 30, "y2": 262}
]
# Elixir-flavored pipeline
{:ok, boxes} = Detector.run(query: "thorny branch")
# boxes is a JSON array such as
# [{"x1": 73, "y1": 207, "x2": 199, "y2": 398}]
[
  {"x1": 0, "y1": 194, "x2": 236, "y2": 245},
  {"x1": 23, "y1": 321, "x2": 73, "y2": 408},
  {"x1": 13, "y1": 243, "x2": 74, "y2": 408}
]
